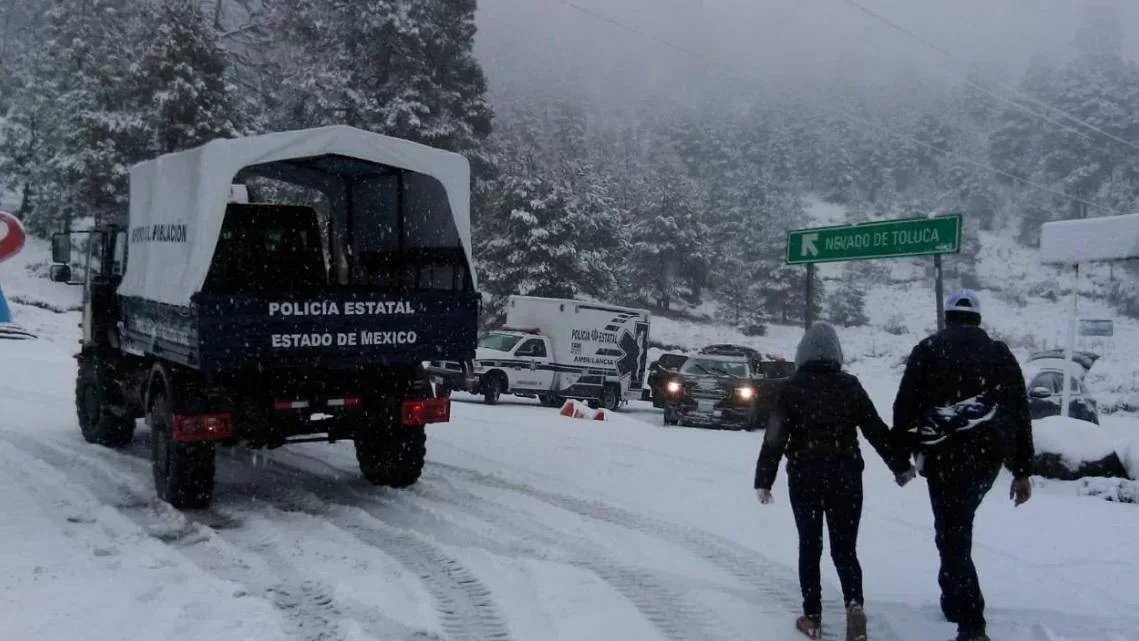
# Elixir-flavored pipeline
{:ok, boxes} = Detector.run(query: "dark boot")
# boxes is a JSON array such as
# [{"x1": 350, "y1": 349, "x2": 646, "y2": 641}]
[
  {"x1": 796, "y1": 613, "x2": 821, "y2": 639},
  {"x1": 845, "y1": 602, "x2": 867, "y2": 641}
]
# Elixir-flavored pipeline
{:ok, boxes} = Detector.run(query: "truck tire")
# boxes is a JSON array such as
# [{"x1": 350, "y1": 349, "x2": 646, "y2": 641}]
[
  {"x1": 76, "y1": 354, "x2": 135, "y2": 448},
  {"x1": 149, "y1": 392, "x2": 215, "y2": 509},
  {"x1": 355, "y1": 420, "x2": 426, "y2": 488},
  {"x1": 482, "y1": 373, "x2": 503, "y2": 405},
  {"x1": 602, "y1": 384, "x2": 621, "y2": 412},
  {"x1": 663, "y1": 407, "x2": 680, "y2": 426},
  {"x1": 539, "y1": 393, "x2": 562, "y2": 408}
]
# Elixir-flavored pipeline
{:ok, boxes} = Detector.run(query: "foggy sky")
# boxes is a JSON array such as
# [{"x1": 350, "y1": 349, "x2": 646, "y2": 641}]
[{"x1": 475, "y1": 0, "x2": 1139, "y2": 108}]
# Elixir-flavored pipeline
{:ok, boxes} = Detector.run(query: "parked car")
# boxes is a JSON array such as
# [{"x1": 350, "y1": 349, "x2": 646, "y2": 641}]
[
  {"x1": 1023, "y1": 349, "x2": 1101, "y2": 425},
  {"x1": 644, "y1": 352, "x2": 690, "y2": 407}
]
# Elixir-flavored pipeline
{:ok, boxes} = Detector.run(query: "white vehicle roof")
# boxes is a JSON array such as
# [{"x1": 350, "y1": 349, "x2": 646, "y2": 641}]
[
  {"x1": 118, "y1": 125, "x2": 473, "y2": 307},
  {"x1": 1023, "y1": 358, "x2": 1088, "y2": 383}
]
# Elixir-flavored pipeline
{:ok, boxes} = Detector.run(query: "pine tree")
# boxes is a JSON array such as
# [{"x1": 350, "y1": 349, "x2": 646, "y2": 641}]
[
  {"x1": 272, "y1": 0, "x2": 492, "y2": 153},
  {"x1": 827, "y1": 269, "x2": 869, "y2": 328},
  {"x1": 14, "y1": 0, "x2": 146, "y2": 232},
  {"x1": 134, "y1": 0, "x2": 241, "y2": 156}
]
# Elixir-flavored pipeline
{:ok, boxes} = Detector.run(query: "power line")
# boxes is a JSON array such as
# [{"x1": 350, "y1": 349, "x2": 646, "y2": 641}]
[
  {"x1": 545, "y1": 0, "x2": 1128, "y2": 217},
  {"x1": 836, "y1": 0, "x2": 1139, "y2": 155}
]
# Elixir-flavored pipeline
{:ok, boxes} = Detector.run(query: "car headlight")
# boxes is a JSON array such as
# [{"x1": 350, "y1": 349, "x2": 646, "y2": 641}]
[
  {"x1": 666, "y1": 380, "x2": 682, "y2": 394},
  {"x1": 736, "y1": 386, "x2": 755, "y2": 400}
]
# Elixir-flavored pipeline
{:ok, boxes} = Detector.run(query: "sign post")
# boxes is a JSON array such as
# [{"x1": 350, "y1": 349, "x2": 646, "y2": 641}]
[{"x1": 786, "y1": 215, "x2": 963, "y2": 329}]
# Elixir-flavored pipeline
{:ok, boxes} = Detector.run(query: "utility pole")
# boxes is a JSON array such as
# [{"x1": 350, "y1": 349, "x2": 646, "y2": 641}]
[
  {"x1": 934, "y1": 253, "x2": 945, "y2": 331},
  {"x1": 804, "y1": 263, "x2": 815, "y2": 329}
]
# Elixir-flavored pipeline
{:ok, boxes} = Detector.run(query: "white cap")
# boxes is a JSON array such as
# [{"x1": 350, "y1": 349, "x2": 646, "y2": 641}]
[{"x1": 945, "y1": 289, "x2": 981, "y2": 315}]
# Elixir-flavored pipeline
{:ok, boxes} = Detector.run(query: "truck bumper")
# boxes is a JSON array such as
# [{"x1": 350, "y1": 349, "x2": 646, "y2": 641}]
[{"x1": 665, "y1": 400, "x2": 756, "y2": 430}]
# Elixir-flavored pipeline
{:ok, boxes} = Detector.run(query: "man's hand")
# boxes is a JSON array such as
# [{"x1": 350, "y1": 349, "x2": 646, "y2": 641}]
[
  {"x1": 1011, "y1": 476, "x2": 1032, "y2": 506},
  {"x1": 895, "y1": 466, "x2": 917, "y2": 487},
  {"x1": 756, "y1": 488, "x2": 773, "y2": 504}
]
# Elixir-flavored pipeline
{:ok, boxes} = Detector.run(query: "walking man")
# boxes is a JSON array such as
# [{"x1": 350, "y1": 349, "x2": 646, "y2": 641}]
[{"x1": 892, "y1": 290, "x2": 1034, "y2": 641}]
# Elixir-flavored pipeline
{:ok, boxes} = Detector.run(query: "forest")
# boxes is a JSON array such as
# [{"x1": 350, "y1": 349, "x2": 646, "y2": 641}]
[{"x1": 2, "y1": 0, "x2": 1138, "y2": 329}]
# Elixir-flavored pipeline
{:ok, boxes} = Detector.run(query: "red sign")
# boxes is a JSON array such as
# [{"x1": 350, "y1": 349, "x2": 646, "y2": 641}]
[{"x1": 0, "y1": 211, "x2": 26, "y2": 264}]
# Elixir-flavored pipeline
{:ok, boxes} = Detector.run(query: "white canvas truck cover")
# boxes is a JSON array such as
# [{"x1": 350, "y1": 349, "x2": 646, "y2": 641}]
[{"x1": 119, "y1": 125, "x2": 473, "y2": 307}]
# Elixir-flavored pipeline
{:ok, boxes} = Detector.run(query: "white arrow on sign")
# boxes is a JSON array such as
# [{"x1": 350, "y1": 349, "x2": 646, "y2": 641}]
[{"x1": 801, "y1": 233, "x2": 819, "y2": 258}]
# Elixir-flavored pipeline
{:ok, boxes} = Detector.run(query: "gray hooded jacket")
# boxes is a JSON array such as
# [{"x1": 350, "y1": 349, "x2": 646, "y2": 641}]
[{"x1": 755, "y1": 321, "x2": 909, "y2": 489}]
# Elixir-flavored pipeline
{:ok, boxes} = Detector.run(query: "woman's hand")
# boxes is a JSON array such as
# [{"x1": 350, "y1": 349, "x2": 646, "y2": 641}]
[
  {"x1": 756, "y1": 488, "x2": 773, "y2": 504},
  {"x1": 895, "y1": 466, "x2": 917, "y2": 487}
]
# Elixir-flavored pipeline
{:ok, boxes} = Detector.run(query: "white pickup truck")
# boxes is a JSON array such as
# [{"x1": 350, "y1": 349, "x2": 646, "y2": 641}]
[{"x1": 466, "y1": 295, "x2": 651, "y2": 411}]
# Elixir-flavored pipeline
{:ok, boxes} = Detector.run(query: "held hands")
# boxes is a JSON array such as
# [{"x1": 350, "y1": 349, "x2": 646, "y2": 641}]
[
  {"x1": 756, "y1": 488, "x2": 773, "y2": 504},
  {"x1": 1010, "y1": 476, "x2": 1032, "y2": 506},
  {"x1": 895, "y1": 466, "x2": 917, "y2": 487}
]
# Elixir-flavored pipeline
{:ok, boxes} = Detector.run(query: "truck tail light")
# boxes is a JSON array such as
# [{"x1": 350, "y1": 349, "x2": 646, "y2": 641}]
[
  {"x1": 402, "y1": 398, "x2": 450, "y2": 426},
  {"x1": 172, "y1": 413, "x2": 233, "y2": 442}
]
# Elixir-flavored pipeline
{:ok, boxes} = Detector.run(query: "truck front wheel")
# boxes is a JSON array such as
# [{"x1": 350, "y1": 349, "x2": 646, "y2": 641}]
[
  {"x1": 76, "y1": 353, "x2": 135, "y2": 448},
  {"x1": 601, "y1": 384, "x2": 621, "y2": 412},
  {"x1": 149, "y1": 393, "x2": 215, "y2": 509},
  {"x1": 355, "y1": 419, "x2": 426, "y2": 488}
]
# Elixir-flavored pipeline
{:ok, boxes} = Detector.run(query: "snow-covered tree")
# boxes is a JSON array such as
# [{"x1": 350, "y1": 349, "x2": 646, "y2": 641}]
[
  {"x1": 134, "y1": 0, "x2": 241, "y2": 155},
  {"x1": 271, "y1": 0, "x2": 491, "y2": 153},
  {"x1": 827, "y1": 269, "x2": 870, "y2": 327}
]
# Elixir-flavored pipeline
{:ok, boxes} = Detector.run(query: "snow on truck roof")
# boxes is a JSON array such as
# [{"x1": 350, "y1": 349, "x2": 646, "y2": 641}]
[{"x1": 118, "y1": 125, "x2": 473, "y2": 307}]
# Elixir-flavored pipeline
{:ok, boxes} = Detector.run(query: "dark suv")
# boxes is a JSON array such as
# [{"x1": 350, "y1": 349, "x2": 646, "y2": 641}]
[{"x1": 661, "y1": 354, "x2": 761, "y2": 429}]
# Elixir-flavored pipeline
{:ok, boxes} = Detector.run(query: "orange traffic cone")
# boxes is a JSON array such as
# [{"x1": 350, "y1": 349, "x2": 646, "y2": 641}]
[
  {"x1": 594, "y1": 410, "x2": 605, "y2": 421},
  {"x1": 560, "y1": 402, "x2": 575, "y2": 417}
]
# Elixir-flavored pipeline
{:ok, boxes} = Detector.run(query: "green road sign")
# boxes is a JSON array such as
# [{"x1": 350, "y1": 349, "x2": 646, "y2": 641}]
[{"x1": 786, "y1": 215, "x2": 962, "y2": 265}]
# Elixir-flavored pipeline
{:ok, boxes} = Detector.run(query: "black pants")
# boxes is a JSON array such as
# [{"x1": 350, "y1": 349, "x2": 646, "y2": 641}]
[
  {"x1": 788, "y1": 455, "x2": 864, "y2": 616},
  {"x1": 925, "y1": 456, "x2": 1000, "y2": 636}
]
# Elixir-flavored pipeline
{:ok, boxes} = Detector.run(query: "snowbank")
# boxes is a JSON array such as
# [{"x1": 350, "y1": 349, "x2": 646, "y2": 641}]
[
  {"x1": 1115, "y1": 437, "x2": 1139, "y2": 480},
  {"x1": 1079, "y1": 477, "x2": 1139, "y2": 504},
  {"x1": 1033, "y1": 417, "x2": 1116, "y2": 463},
  {"x1": 1032, "y1": 417, "x2": 1129, "y2": 480}
]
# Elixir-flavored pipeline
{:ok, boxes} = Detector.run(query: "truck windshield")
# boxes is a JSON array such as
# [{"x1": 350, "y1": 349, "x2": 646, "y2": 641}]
[
  {"x1": 479, "y1": 333, "x2": 522, "y2": 352},
  {"x1": 682, "y1": 358, "x2": 750, "y2": 378}
]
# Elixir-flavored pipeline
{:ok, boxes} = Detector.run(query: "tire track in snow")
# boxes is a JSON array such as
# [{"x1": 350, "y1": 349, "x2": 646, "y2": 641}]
[
  {"x1": 267, "y1": 458, "x2": 735, "y2": 641},
  {"x1": 429, "y1": 462, "x2": 901, "y2": 641},
  {"x1": 12, "y1": 431, "x2": 514, "y2": 641},
  {"x1": 0, "y1": 432, "x2": 437, "y2": 641},
  {"x1": 399, "y1": 478, "x2": 739, "y2": 641}
]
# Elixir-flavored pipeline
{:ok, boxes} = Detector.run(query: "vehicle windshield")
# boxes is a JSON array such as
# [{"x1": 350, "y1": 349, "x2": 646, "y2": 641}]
[
  {"x1": 479, "y1": 333, "x2": 523, "y2": 352},
  {"x1": 681, "y1": 358, "x2": 750, "y2": 378}
]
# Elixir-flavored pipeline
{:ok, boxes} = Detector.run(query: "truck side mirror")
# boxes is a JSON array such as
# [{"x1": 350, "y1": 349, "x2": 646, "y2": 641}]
[
  {"x1": 49, "y1": 263, "x2": 72, "y2": 283},
  {"x1": 51, "y1": 232, "x2": 71, "y2": 264}
]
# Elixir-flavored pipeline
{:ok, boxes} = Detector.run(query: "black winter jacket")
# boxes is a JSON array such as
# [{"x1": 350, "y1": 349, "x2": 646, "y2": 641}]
[
  {"x1": 754, "y1": 360, "x2": 912, "y2": 490},
  {"x1": 891, "y1": 323, "x2": 1034, "y2": 479}
]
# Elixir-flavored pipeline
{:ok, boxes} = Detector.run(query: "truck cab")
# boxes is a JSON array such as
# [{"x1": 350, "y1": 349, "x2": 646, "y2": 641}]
[{"x1": 471, "y1": 328, "x2": 560, "y2": 406}]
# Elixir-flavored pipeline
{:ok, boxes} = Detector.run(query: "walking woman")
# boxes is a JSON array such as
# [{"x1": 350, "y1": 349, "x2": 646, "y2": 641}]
[{"x1": 755, "y1": 321, "x2": 915, "y2": 641}]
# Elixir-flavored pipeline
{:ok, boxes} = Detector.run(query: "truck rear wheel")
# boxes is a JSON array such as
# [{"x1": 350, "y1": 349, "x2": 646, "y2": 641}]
[
  {"x1": 76, "y1": 353, "x2": 135, "y2": 448},
  {"x1": 482, "y1": 373, "x2": 503, "y2": 405},
  {"x1": 602, "y1": 384, "x2": 620, "y2": 412},
  {"x1": 149, "y1": 393, "x2": 215, "y2": 509},
  {"x1": 355, "y1": 418, "x2": 426, "y2": 488}
]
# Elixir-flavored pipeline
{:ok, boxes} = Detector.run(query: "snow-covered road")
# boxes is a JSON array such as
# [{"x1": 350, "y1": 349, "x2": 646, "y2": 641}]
[{"x1": 3, "y1": 315, "x2": 1139, "y2": 641}]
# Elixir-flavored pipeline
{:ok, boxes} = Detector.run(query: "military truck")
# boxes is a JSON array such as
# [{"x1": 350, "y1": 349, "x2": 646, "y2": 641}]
[{"x1": 49, "y1": 126, "x2": 479, "y2": 509}]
